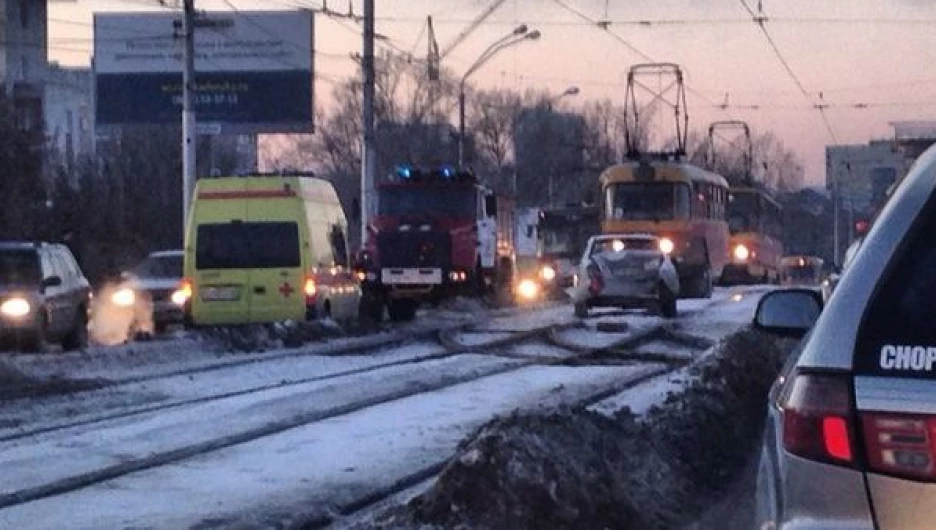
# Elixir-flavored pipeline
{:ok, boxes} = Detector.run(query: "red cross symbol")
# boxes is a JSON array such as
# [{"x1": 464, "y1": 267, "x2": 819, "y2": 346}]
[{"x1": 278, "y1": 282, "x2": 294, "y2": 297}]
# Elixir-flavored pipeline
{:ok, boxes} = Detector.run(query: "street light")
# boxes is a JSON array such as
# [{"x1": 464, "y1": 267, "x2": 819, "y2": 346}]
[
  {"x1": 547, "y1": 85, "x2": 580, "y2": 110},
  {"x1": 458, "y1": 26, "x2": 541, "y2": 168}
]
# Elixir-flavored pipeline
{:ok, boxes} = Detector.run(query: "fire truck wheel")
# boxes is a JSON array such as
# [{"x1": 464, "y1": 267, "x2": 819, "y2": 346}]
[
  {"x1": 388, "y1": 299, "x2": 417, "y2": 322},
  {"x1": 358, "y1": 293, "x2": 385, "y2": 322}
]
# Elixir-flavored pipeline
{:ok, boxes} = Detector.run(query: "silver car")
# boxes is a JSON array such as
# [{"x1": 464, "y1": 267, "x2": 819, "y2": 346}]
[
  {"x1": 755, "y1": 143, "x2": 936, "y2": 530},
  {"x1": 568, "y1": 233, "x2": 679, "y2": 318}
]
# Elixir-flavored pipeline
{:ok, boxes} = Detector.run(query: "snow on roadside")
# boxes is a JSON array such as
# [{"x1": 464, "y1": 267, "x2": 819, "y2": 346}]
[
  {"x1": 453, "y1": 332, "x2": 513, "y2": 346},
  {"x1": 0, "y1": 354, "x2": 523, "y2": 499},
  {"x1": 363, "y1": 320, "x2": 791, "y2": 529},
  {"x1": 0, "y1": 364, "x2": 664, "y2": 530},
  {"x1": 0, "y1": 342, "x2": 449, "y2": 439},
  {"x1": 588, "y1": 366, "x2": 693, "y2": 417}
]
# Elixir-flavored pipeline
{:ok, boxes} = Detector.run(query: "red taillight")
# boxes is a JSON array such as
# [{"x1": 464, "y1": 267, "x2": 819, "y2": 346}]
[
  {"x1": 862, "y1": 413, "x2": 936, "y2": 480},
  {"x1": 781, "y1": 373, "x2": 856, "y2": 466},
  {"x1": 823, "y1": 417, "x2": 853, "y2": 461},
  {"x1": 304, "y1": 277, "x2": 317, "y2": 299}
]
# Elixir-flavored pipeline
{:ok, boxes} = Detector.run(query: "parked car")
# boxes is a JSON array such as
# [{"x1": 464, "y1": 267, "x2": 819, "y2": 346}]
[
  {"x1": 568, "y1": 233, "x2": 680, "y2": 318},
  {"x1": 779, "y1": 255, "x2": 824, "y2": 286},
  {"x1": 107, "y1": 250, "x2": 186, "y2": 336},
  {"x1": 0, "y1": 242, "x2": 91, "y2": 351},
  {"x1": 755, "y1": 144, "x2": 936, "y2": 530}
]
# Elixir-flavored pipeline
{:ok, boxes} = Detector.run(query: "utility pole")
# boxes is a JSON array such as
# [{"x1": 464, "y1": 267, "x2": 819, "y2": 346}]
[
  {"x1": 833, "y1": 164, "x2": 840, "y2": 267},
  {"x1": 182, "y1": 0, "x2": 197, "y2": 234},
  {"x1": 360, "y1": 0, "x2": 376, "y2": 245}
]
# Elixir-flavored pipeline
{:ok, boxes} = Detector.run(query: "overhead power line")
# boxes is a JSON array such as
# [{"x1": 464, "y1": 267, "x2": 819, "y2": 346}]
[{"x1": 738, "y1": 0, "x2": 838, "y2": 143}]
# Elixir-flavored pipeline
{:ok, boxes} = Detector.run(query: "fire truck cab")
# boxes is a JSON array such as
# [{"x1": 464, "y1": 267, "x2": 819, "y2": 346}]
[{"x1": 355, "y1": 165, "x2": 515, "y2": 322}]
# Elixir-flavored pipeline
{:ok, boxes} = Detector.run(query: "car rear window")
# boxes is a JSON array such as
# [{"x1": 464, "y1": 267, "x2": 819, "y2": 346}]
[
  {"x1": 0, "y1": 249, "x2": 41, "y2": 285},
  {"x1": 591, "y1": 238, "x2": 656, "y2": 254},
  {"x1": 855, "y1": 198, "x2": 936, "y2": 378},
  {"x1": 196, "y1": 222, "x2": 300, "y2": 270}
]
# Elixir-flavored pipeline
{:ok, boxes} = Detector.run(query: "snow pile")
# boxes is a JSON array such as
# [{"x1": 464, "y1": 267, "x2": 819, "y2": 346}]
[
  {"x1": 363, "y1": 327, "x2": 799, "y2": 530},
  {"x1": 196, "y1": 319, "x2": 352, "y2": 352}
]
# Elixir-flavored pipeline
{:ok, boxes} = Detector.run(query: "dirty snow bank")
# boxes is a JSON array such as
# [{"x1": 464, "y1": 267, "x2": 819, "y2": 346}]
[{"x1": 359, "y1": 328, "x2": 797, "y2": 530}]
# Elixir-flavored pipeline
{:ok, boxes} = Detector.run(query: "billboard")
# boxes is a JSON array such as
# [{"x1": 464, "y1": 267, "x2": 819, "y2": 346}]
[{"x1": 94, "y1": 10, "x2": 313, "y2": 134}]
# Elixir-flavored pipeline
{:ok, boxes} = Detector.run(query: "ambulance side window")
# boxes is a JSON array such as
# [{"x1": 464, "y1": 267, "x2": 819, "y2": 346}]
[{"x1": 330, "y1": 225, "x2": 349, "y2": 268}]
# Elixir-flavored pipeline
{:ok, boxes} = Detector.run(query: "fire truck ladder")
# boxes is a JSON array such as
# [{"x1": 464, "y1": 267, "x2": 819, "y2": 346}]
[{"x1": 624, "y1": 63, "x2": 689, "y2": 161}]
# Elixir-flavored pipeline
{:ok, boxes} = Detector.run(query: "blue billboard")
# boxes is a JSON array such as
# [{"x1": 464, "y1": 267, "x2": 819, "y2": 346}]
[{"x1": 93, "y1": 11, "x2": 314, "y2": 134}]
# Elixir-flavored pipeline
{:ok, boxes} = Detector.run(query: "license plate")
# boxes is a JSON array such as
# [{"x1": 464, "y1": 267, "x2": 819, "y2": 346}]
[
  {"x1": 200, "y1": 286, "x2": 240, "y2": 302},
  {"x1": 613, "y1": 266, "x2": 642, "y2": 277},
  {"x1": 382, "y1": 268, "x2": 442, "y2": 285}
]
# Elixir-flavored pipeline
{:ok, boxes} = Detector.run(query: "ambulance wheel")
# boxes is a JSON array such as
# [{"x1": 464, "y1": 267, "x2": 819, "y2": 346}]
[{"x1": 388, "y1": 299, "x2": 417, "y2": 322}]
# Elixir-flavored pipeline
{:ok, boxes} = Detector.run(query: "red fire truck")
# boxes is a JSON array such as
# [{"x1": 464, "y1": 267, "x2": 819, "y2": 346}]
[{"x1": 354, "y1": 165, "x2": 516, "y2": 322}]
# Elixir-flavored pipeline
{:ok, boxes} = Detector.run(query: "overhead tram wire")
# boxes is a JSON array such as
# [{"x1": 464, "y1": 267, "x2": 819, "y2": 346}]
[
  {"x1": 548, "y1": 0, "x2": 729, "y2": 116},
  {"x1": 737, "y1": 0, "x2": 838, "y2": 143}
]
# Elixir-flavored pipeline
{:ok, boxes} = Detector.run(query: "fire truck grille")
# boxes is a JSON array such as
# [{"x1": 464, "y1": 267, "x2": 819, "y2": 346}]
[{"x1": 377, "y1": 231, "x2": 452, "y2": 268}]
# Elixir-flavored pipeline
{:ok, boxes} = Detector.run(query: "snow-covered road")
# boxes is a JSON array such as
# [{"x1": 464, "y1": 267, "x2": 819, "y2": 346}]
[{"x1": 0, "y1": 287, "x2": 765, "y2": 529}]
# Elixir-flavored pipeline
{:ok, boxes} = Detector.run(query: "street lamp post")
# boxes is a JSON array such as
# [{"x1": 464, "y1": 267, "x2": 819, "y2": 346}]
[{"x1": 458, "y1": 26, "x2": 541, "y2": 169}]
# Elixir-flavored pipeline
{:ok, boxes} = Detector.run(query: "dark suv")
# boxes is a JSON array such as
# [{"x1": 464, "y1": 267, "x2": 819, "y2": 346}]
[{"x1": 0, "y1": 242, "x2": 91, "y2": 351}]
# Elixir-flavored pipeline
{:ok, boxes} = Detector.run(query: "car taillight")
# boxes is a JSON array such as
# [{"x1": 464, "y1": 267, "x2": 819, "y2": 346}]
[
  {"x1": 862, "y1": 413, "x2": 936, "y2": 480},
  {"x1": 304, "y1": 277, "x2": 317, "y2": 300},
  {"x1": 781, "y1": 373, "x2": 856, "y2": 466}
]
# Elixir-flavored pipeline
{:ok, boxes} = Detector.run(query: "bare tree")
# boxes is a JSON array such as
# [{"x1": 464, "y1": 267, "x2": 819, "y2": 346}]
[
  {"x1": 468, "y1": 88, "x2": 522, "y2": 174},
  {"x1": 0, "y1": 94, "x2": 46, "y2": 239}
]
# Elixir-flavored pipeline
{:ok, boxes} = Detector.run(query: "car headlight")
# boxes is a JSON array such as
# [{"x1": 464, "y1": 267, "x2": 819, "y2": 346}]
[
  {"x1": 112, "y1": 288, "x2": 136, "y2": 307},
  {"x1": 171, "y1": 279, "x2": 193, "y2": 306},
  {"x1": 0, "y1": 298, "x2": 31, "y2": 318},
  {"x1": 541, "y1": 265, "x2": 557, "y2": 282},
  {"x1": 734, "y1": 244, "x2": 750, "y2": 261},
  {"x1": 517, "y1": 279, "x2": 539, "y2": 300},
  {"x1": 659, "y1": 238, "x2": 675, "y2": 254}
]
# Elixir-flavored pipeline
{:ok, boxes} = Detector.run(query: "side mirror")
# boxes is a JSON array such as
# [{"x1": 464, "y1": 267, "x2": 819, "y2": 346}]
[
  {"x1": 753, "y1": 289, "x2": 823, "y2": 338},
  {"x1": 42, "y1": 276, "x2": 63, "y2": 290}
]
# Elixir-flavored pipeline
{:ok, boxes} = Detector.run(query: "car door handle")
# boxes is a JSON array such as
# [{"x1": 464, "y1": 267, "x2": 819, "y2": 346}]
[{"x1": 254, "y1": 286, "x2": 266, "y2": 295}]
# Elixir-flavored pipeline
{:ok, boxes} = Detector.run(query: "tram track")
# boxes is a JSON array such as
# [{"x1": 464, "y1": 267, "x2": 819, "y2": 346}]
[{"x1": 0, "y1": 317, "x2": 711, "y2": 513}]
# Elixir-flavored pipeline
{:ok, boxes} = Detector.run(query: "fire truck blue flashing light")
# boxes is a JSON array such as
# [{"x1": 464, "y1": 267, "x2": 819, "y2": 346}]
[
  {"x1": 439, "y1": 165, "x2": 456, "y2": 179},
  {"x1": 395, "y1": 165, "x2": 413, "y2": 180}
]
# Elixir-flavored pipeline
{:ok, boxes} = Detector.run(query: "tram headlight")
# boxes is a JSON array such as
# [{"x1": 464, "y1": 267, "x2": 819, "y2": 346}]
[
  {"x1": 659, "y1": 238, "x2": 675, "y2": 255},
  {"x1": 734, "y1": 244, "x2": 750, "y2": 262}
]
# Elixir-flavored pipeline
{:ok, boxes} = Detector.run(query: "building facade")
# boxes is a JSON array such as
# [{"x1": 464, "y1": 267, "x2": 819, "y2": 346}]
[
  {"x1": 1, "y1": 0, "x2": 47, "y2": 130},
  {"x1": 45, "y1": 63, "x2": 95, "y2": 183}
]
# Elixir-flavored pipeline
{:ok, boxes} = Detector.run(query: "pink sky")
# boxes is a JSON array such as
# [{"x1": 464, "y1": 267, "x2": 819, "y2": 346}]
[{"x1": 48, "y1": 0, "x2": 936, "y2": 186}]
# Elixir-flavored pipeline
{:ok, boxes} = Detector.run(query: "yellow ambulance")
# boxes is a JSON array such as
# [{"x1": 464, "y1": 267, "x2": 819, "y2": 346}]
[{"x1": 179, "y1": 175, "x2": 360, "y2": 326}]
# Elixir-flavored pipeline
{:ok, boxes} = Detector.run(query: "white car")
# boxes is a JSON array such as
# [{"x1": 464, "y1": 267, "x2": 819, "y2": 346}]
[{"x1": 568, "y1": 233, "x2": 680, "y2": 318}]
